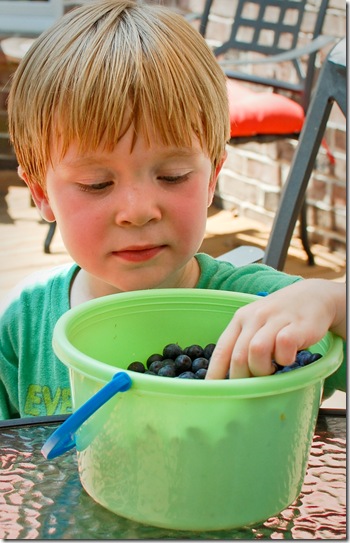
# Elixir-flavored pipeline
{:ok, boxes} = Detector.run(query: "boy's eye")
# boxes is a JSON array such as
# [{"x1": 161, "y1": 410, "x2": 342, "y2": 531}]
[
  {"x1": 78, "y1": 181, "x2": 113, "y2": 192},
  {"x1": 159, "y1": 173, "x2": 190, "y2": 184}
]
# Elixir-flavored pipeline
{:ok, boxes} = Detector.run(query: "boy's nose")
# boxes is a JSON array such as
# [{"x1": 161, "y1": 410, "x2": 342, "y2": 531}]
[{"x1": 114, "y1": 186, "x2": 162, "y2": 227}]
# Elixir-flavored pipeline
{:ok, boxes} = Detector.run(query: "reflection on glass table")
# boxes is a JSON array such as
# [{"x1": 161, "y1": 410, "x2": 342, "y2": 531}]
[{"x1": 0, "y1": 411, "x2": 346, "y2": 540}]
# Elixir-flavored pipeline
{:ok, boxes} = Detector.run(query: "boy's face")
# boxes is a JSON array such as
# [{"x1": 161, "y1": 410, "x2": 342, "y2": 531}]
[{"x1": 26, "y1": 128, "x2": 226, "y2": 298}]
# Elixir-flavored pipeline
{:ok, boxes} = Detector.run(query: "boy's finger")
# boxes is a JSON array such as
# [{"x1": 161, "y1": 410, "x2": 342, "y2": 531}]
[
  {"x1": 205, "y1": 343, "x2": 232, "y2": 379},
  {"x1": 246, "y1": 322, "x2": 285, "y2": 377},
  {"x1": 273, "y1": 323, "x2": 300, "y2": 367},
  {"x1": 228, "y1": 333, "x2": 252, "y2": 378},
  {"x1": 205, "y1": 322, "x2": 242, "y2": 379}
]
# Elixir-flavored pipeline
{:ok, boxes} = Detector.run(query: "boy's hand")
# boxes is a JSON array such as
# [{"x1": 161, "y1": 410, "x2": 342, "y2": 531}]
[{"x1": 206, "y1": 279, "x2": 346, "y2": 379}]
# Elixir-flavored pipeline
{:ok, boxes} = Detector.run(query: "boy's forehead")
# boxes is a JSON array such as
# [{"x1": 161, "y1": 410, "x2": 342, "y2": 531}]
[
  {"x1": 53, "y1": 135, "x2": 207, "y2": 167},
  {"x1": 52, "y1": 105, "x2": 206, "y2": 161}
]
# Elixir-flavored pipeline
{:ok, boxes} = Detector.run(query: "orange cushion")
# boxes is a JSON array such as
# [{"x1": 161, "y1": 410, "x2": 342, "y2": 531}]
[{"x1": 226, "y1": 79, "x2": 304, "y2": 138}]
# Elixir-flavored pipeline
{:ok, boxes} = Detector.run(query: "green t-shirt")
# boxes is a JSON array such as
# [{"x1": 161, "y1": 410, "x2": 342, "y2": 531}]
[{"x1": 0, "y1": 254, "x2": 345, "y2": 419}]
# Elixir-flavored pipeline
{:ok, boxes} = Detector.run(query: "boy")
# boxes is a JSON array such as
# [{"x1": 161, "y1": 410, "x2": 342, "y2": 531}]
[{"x1": 0, "y1": 0, "x2": 345, "y2": 419}]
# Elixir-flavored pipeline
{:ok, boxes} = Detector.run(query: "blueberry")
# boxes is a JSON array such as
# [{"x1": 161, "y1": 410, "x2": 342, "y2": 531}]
[
  {"x1": 127, "y1": 361, "x2": 146, "y2": 373},
  {"x1": 195, "y1": 368, "x2": 207, "y2": 379},
  {"x1": 176, "y1": 371, "x2": 196, "y2": 379},
  {"x1": 275, "y1": 362, "x2": 299, "y2": 374},
  {"x1": 149, "y1": 359, "x2": 168, "y2": 374},
  {"x1": 191, "y1": 357, "x2": 209, "y2": 373},
  {"x1": 174, "y1": 354, "x2": 192, "y2": 374},
  {"x1": 308, "y1": 352, "x2": 322, "y2": 363},
  {"x1": 272, "y1": 360, "x2": 283, "y2": 373},
  {"x1": 184, "y1": 344, "x2": 204, "y2": 360},
  {"x1": 203, "y1": 343, "x2": 216, "y2": 360},
  {"x1": 145, "y1": 370, "x2": 156, "y2": 375},
  {"x1": 295, "y1": 350, "x2": 314, "y2": 366},
  {"x1": 146, "y1": 353, "x2": 164, "y2": 369},
  {"x1": 163, "y1": 343, "x2": 183, "y2": 360},
  {"x1": 158, "y1": 363, "x2": 177, "y2": 377},
  {"x1": 295, "y1": 350, "x2": 322, "y2": 367}
]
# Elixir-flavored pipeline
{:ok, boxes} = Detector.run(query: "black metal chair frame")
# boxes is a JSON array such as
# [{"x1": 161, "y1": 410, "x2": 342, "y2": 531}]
[
  {"x1": 194, "y1": 0, "x2": 335, "y2": 266},
  {"x1": 262, "y1": 37, "x2": 346, "y2": 270}
]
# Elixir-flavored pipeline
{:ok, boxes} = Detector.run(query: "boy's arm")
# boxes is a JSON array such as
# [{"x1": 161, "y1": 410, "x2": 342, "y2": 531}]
[
  {"x1": 327, "y1": 281, "x2": 346, "y2": 338},
  {"x1": 206, "y1": 279, "x2": 346, "y2": 380}
]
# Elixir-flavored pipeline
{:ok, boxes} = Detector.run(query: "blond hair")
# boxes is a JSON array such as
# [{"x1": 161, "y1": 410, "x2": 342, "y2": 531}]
[{"x1": 8, "y1": 0, "x2": 230, "y2": 188}]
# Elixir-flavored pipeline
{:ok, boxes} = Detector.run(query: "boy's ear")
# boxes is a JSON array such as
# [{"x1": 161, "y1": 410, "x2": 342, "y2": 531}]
[
  {"x1": 207, "y1": 150, "x2": 227, "y2": 207},
  {"x1": 17, "y1": 166, "x2": 56, "y2": 222}
]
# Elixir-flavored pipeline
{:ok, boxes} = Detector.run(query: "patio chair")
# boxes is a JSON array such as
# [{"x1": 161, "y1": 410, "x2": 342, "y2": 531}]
[
  {"x1": 262, "y1": 37, "x2": 346, "y2": 270},
  {"x1": 193, "y1": 0, "x2": 335, "y2": 266}
]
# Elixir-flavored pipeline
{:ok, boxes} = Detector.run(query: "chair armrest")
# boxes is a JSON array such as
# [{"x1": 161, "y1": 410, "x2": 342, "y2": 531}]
[
  {"x1": 218, "y1": 35, "x2": 336, "y2": 68},
  {"x1": 216, "y1": 245, "x2": 264, "y2": 267},
  {"x1": 220, "y1": 35, "x2": 337, "y2": 93}
]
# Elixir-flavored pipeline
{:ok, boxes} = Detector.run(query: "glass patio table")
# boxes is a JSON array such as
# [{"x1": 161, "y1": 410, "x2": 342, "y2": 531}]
[{"x1": 0, "y1": 409, "x2": 346, "y2": 539}]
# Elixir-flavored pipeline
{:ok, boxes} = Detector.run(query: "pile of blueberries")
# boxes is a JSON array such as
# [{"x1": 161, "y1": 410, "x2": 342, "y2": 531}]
[
  {"x1": 127, "y1": 343, "x2": 214, "y2": 379},
  {"x1": 273, "y1": 350, "x2": 322, "y2": 374},
  {"x1": 127, "y1": 343, "x2": 322, "y2": 379}
]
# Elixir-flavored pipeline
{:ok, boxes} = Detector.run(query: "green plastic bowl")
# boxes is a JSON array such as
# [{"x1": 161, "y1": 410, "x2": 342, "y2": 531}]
[{"x1": 52, "y1": 289, "x2": 343, "y2": 531}]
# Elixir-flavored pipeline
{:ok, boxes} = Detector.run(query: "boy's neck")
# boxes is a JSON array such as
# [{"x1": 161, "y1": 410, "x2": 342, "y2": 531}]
[
  {"x1": 69, "y1": 258, "x2": 201, "y2": 308},
  {"x1": 69, "y1": 269, "x2": 119, "y2": 307}
]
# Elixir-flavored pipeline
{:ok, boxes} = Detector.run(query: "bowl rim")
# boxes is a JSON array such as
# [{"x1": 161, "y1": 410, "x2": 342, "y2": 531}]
[{"x1": 53, "y1": 289, "x2": 344, "y2": 398}]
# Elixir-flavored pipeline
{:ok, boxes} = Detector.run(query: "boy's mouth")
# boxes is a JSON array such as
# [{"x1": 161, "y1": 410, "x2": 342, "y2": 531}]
[{"x1": 113, "y1": 245, "x2": 166, "y2": 263}]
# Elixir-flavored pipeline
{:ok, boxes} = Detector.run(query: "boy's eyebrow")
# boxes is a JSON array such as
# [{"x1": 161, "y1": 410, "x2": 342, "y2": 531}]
[
  {"x1": 60, "y1": 156, "x2": 109, "y2": 169},
  {"x1": 60, "y1": 147, "x2": 203, "y2": 168},
  {"x1": 157, "y1": 148, "x2": 203, "y2": 158},
  {"x1": 60, "y1": 153, "x2": 115, "y2": 168}
]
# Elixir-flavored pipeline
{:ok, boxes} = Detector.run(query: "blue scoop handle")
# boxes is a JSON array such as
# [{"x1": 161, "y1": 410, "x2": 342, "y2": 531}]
[{"x1": 41, "y1": 371, "x2": 132, "y2": 460}]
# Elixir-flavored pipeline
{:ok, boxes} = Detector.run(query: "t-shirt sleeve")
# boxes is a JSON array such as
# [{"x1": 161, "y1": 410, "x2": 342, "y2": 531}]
[
  {"x1": 0, "y1": 296, "x2": 22, "y2": 419},
  {"x1": 0, "y1": 264, "x2": 76, "y2": 420}
]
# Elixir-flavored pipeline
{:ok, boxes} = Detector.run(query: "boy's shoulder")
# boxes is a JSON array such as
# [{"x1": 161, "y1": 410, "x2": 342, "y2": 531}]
[
  {"x1": 0, "y1": 262, "x2": 78, "y2": 314},
  {"x1": 195, "y1": 252, "x2": 301, "y2": 294}
]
